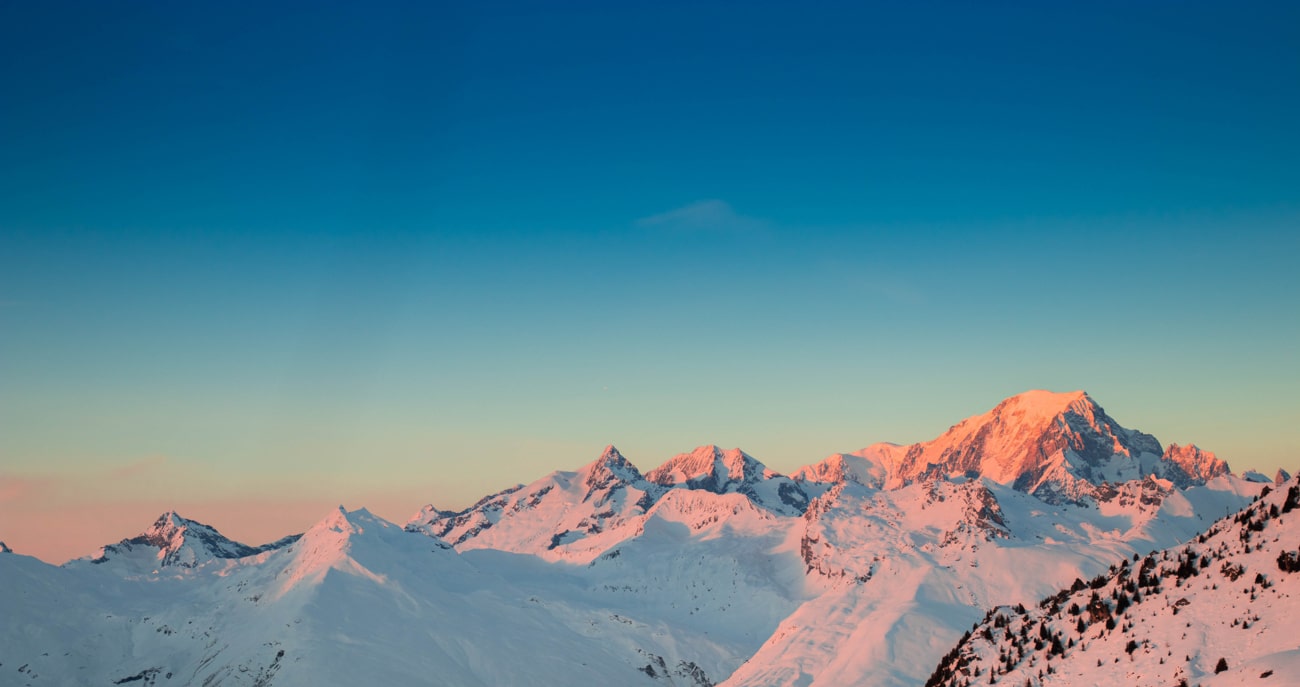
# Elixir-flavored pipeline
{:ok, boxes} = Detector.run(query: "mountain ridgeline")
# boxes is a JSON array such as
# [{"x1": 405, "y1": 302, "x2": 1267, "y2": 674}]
[
  {"x1": 408, "y1": 390, "x2": 1229, "y2": 562},
  {"x1": 0, "y1": 390, "x2": 1279, "y2": 687}
]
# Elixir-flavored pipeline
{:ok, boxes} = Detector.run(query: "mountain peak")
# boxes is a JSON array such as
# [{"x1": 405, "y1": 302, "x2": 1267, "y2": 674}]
[
  {"x1": 880, "y1": 390, "x2": 1183, "y2": 501},
  {"x1": 1161, "y1": 443, "x2": 1230, "y2": 486},
  {"x1": 143, "y1": 510, "x2": 192, "y2": 538},
  {"x1": 84, "y1": 511, "x2": 298, "y2": 570},
  {"x1": 646, "y1": 445, "x2": 758, "y2": 486},
  {"x1": 989, "y1": 389, "x2": 1095, "y2": 423},
  {"x1": 584, "y1": 444, "x2": 644, "y2": 490},
  {"x1": 793, "y1": 453, "x2": 856, "y2": 485},
  {"x1": 0, "y1": 541, "x2": 11, "y2": 554},
  {"x1": 310, "y1": 505, "x2": 373, "y2": 536}
]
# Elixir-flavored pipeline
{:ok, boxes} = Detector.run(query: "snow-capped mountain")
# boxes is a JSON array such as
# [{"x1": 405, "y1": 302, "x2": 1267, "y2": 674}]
[
  {"x1": 406, "y1": 444, "x2": 665, "y2": 562},
  {"x1": 0, "y1": 390, "x2": 1280, "y2": 686},
  {"x1": 926, "y1": 476, "x2": 1300, "y2": 687},
  {"x1": 645, "y1": 444, "x2": 810, "y2": 515},
  {"x1": 798, "y1": 390, "x2": 1229, "y2": 503},
  {"x1": 790, "y1": 443, "x2": 902, "y2": 488},
  {"x1": 70, "y1": 510, "x2": 300, "y2": 573},
  {"x1": 406, "y1": 443, "x2": 810, "y2": 562}
]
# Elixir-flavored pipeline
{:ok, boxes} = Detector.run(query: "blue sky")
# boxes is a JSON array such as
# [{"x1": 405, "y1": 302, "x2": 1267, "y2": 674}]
[{"x1": 2, "y1": 1, "x2": 1298, "y2": 561}]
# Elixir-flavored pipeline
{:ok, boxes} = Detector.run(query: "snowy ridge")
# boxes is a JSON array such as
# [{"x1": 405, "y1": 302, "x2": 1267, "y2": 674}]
[
  {"x1": 927, "y1": 477, "x2": 1300, "y2": 687},
  {"x1": 407, "y1": 443, "x2": 810, "y2": 561},
  {"x1": 791, "y1": 443, "x2": 901, "y2": 489},
  {"x1": 0, "y1": 390, "x2": 1280, "y2": 686},
  {"x1": 646, "y1": 445, "x2": 810, "y2": 516},
  {"x1": 405, "y1": 444, "x2": 665, "y2": 562},
  {"x1": 73, "y1": 510, "x2": 299, "y2": 573}
]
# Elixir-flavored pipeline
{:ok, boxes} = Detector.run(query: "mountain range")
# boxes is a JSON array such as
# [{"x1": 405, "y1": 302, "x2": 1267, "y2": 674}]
[{"x1": 0, "y1": 390, "x2": 1285, "y2": 686}]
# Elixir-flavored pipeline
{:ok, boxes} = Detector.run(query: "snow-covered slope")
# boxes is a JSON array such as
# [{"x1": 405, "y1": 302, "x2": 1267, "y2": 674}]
[
  {"x1": 1, "y1": 506, "x2": 766, "y2": 686},
  {"x1": 719, "y1": 474, "x2": 1261, "y2": 687},
  {"x1": 791, "y1": 443, "x2": 904, "y2": 488},
  {"x1": 927, "y1": 477, "x2": 1300, "y2": 687},
  {"x1": 406, "y1": 444, "x2": 665, "y2": 562},
  {"x1": 407, "y1": 444, "x2": 810, "y2": 563},
  {"x1": 0, "y1": 390, "x2": 1278, "y2": 687}
]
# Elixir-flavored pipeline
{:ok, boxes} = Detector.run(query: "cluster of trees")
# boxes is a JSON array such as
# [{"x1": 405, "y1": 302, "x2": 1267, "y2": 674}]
[{"x1": 928, "y1": 482, "x2": 1296, "y2": 687}]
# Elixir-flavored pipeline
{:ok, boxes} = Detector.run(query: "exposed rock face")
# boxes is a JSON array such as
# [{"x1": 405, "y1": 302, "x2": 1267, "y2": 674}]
[
  {"x1": 88, "y1": 512, "x2": 298, "y2": 569},
  {"x1": 405, "y1": 445, "x2": 668, "y2": 559},
  {"x1": 583, "y1": 445, "x2": 646, "y2": 499},
  {"x1": 647, "y1": 445, "x2": 809, "y2": 515},
  {"x1": 797, "y1": 390, "x2": 1232, "y2": 505},
  {"x1": 1160, "y1": 443, "x2": 1230, "y2": 487}
]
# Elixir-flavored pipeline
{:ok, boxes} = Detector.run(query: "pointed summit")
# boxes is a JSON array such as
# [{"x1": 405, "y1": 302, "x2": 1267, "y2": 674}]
[
  {"x1": 83, "y1": 511, "x2": 298, "y2": 570},
  {"x1": 583, "y1": 445, "x2": 644, "y2": 491},
  {"x1": 833, "y1": 389, "x2": 1228, "y2": 504},
  {"x1": 279, "y1": 506, "x2": 439, "y2": 596},
  {"x1": 0, "y1": 541, "x2": 11, "y2": 554},
  {"x1": 1277, "y1": 468, "x2": 1293, "y2": 486}
]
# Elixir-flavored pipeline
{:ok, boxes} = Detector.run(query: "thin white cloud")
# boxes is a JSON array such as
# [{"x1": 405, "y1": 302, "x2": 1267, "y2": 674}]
[
  {"x1": 635, "y1": 199, "x2": 768, "y2": 234},
  {"x1": 106, "y1": 454, "x2": 171, "y2": 480}
]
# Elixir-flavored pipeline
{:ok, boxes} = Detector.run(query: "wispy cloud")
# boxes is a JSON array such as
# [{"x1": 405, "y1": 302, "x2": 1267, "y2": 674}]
[
  {"x1": 635, "y1": 199, "x2": 769, "y2": 234},
  {"x1": 106, "y1": 454, "x2": 171, "y2": 480}
]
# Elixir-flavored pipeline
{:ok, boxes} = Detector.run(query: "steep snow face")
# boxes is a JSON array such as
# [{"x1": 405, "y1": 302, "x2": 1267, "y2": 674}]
[
  {"x1": 646, "y1": 445, "x2": 811, "y2": 516},
  {"x1": 272, "y1": 506, "x2": 441, "y2": 597},
  {"x1": 927, "y1": 476, "x2": 1300, "y2": 687},
  {"x1": 70, "y1": 511, "x2": 298, "y2": 573},
  {"x1": 406, "y1": 445, "x2": 665, "y2": 562},
  {"x1": 791, "y1": 444, "x2": 901, "y2": 489}
]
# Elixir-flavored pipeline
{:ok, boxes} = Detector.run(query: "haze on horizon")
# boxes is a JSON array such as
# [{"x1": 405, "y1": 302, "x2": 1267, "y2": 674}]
[{"x1": 1, "y1": 1, "x2": 1298, "y2": 564}]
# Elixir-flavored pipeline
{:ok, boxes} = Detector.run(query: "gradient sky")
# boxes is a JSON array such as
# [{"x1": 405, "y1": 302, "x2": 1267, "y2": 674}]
[{"x1": 2, "y1": 1, "x2": 1298, "y2": 563}]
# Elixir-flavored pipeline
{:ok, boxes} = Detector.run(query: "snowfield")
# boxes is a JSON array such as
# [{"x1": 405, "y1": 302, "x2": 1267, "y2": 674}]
[{"x1": 0, "y1": 390, "x2": 1286, "y2": 686}]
